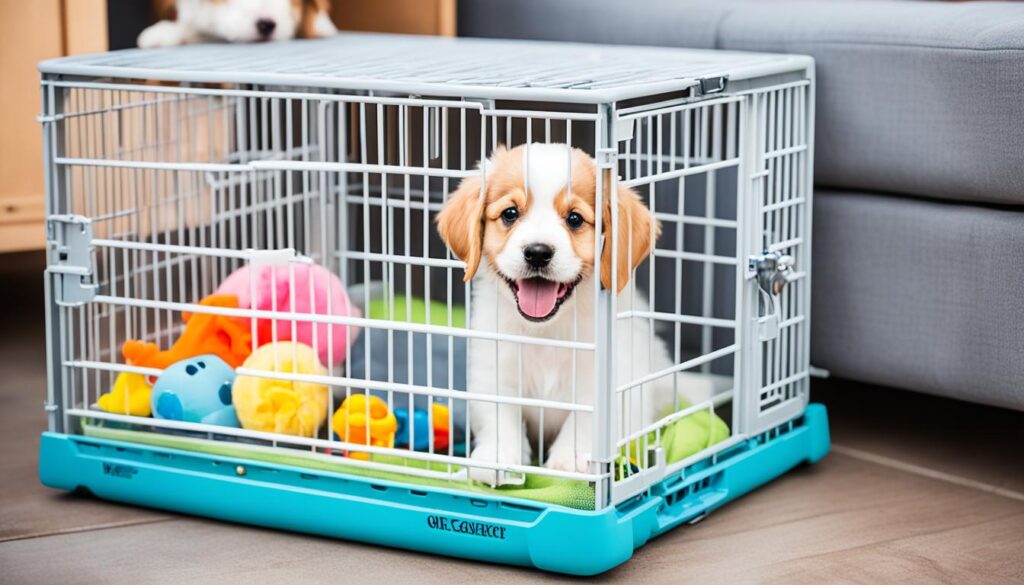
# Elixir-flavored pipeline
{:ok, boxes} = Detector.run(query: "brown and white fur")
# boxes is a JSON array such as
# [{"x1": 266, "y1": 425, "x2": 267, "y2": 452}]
[
  {"x1": 138, "y1": 0, "x2": 336, "y2": 48},
  {"x1": 437, "y1": 144, "x2": 714, "y2": 486}
]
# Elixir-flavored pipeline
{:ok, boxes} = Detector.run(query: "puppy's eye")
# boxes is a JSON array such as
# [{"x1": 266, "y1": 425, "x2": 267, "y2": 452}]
[
  {"x1": 501, "y1": 207, "x2": 519, "y2": 225},
  {"x1": 566, "y1": 211, "x2": 584, "y2": 229}
]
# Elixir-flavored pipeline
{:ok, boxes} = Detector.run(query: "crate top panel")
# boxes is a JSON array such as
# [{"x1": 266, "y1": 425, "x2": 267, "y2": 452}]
[{"x1": 39, "y1": 32, "x2": 812, "y2": 104}]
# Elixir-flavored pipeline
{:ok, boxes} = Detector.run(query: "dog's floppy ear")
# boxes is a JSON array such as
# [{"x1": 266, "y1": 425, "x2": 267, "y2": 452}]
[
  {"x1": 298, "y1": 0, "x2": 337, "y2": 38},
  {"x1": 601, "y1": 182, "x2": 659, "y2": 293},
  {"x1": 153, "y1": 0, "x2": 177, "y2": 21},
  {"x1": 436, "y1": 175, "x2": 486, "y2": 282}
]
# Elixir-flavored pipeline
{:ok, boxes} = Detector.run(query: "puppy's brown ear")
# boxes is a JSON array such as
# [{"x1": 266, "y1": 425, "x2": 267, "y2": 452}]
[
  {"x1": 153, "y1": 0, "x2": 177, "y2": 21},
  {"x1": 436, "y1": 176, "x2": 486, "y2": 282},
  {"x1": 601, "y1": 182, "x2": 659, "y2": 293},
  {"x1": 298, "y1": 0, "x2": 336, "y2": 38}
]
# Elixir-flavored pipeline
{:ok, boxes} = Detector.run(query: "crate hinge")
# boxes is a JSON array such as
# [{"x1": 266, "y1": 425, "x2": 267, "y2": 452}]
[
  {"x1": 595, "y1": 147, "x2": 619, "y2": 167},
  {"x1": 47, "y1": 214, "x2": 97, "y2": 306}
]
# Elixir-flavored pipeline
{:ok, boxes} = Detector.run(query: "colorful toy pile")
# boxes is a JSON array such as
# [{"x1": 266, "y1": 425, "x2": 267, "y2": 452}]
[
  {"x1": 93, "y1": 263, "x2": 456, "y2": 460},
  {"x1": 94, "y1": 262, "x2": 356, "y2": 438}
]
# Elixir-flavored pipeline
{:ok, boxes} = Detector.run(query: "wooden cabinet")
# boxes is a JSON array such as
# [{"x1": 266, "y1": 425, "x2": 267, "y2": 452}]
[
  {"x1": 0, "y1": 0, "x2": 455, "y2": 253},
  {"x1": 0, "y1": 0, "x2": 107, "y2": 253},
  {"x1": 334, "y1": 0, "x2": 455, "y2": 37}
]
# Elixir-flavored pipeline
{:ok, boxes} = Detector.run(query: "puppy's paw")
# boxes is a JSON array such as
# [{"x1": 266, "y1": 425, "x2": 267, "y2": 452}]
[
  {"x1": 468, "y1": 443, "x2": 525, "y2": 487},
  {"x1": 138, "y1": 21, "x2": 186, "y2": 48},
  {"x1": 545, "y1": 450, "x2": 592, "y2": 474},
  {"x1": 469, "y1": 466, "x2": 522, "y2": 487},
  {"x1": 311, "y1": 12, "x2": 338, "y2": 37}
]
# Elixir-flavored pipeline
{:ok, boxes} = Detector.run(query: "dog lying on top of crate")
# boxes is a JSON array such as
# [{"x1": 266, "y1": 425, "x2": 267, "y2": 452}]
[
  {"x1": 138, "y1": 0, "x2": 337, "y2": 48},
  {"x1": 437, "y1": 144, "x2": 715, "y2": 486}
]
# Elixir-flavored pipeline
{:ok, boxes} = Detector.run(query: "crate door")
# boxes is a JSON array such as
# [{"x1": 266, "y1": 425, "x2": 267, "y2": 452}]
[
  {"x1": 610, "y1": 95, "x2": 746, "y2": 505},
  {"x1": 739, "y1": 81, "x2": 813, "y2": 436}
]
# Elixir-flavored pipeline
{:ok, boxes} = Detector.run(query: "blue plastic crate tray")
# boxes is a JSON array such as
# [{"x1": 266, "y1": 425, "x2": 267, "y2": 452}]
[{"x1": 40, "y1": 405, "x2": 829, "y2": 575}]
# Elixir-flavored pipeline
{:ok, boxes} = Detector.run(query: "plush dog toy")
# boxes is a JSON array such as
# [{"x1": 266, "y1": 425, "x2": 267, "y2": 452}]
[
  {"x1": 150, "y1": 354, "x2": 239, "y2": 427},
  {"x1": 122, "y1": 294, "x2": 252, "y2": 369}
]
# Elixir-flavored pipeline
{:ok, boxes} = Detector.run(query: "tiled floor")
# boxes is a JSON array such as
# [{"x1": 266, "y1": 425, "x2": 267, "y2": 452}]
[{"x1": 2, "y1": 251, "x2": 1023, "y2": 583}]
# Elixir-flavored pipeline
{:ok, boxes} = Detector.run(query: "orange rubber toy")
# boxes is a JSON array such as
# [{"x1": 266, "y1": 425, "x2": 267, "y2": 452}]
[{"x1": 332, "y1": 394, "x2": 398, "y2": 460}]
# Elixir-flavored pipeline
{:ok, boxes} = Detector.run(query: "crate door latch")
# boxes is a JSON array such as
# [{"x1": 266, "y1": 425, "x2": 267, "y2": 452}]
[
  {"x1": 697, "y1": 76, "x2": 727, "y2": 96},
  {"x1": 748, "y1": 251, "x2": 796, "y2": 342},
  {"x1": 47, "y1": 215, "x2": 97, "y2": 307}
]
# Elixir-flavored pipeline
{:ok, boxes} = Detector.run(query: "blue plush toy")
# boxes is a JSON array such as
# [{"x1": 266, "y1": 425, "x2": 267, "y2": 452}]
[{"x1": 151, "y1": 354, "x2": 239, "y2": 427}]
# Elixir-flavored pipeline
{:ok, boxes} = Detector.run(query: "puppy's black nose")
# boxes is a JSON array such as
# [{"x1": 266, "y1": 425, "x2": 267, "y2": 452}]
[
  {"x1": 256, "y1": 19, "x2": 277, "y2": 38},
  {"x1": 523, "y1": 243, "x2": 554, "y2": 268}
]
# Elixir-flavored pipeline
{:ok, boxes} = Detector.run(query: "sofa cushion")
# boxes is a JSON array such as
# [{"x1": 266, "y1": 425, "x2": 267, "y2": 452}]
[
  {"x1": 812, "y1": 189, "x2": 1024, "y2": 410},
  {"x1": 718, "y1": 1, "x2": 1024, "y2": 205},
  {"x1": 459, "y1": 0, "x2": 726, "y2": 50},
  {"x1": 459, "y1": 0, "x2": 1024, "y2": 205}
]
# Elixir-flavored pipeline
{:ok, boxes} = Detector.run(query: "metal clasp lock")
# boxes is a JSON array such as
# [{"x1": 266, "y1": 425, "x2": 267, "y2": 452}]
[
  {"x1": 698, "y1": 76, "x2": 727, "y2": 95},
  {"x1": 748, "y1": 252, "x2": 796, "y2": 341},
  {"x1": 47, "y1": 215, "x2": 98, "y2": 306}
]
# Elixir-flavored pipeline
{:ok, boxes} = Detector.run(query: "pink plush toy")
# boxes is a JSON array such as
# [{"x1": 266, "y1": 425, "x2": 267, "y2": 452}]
[{"x1": 215, "y1": 263, "x2": 360, "y2": 366}]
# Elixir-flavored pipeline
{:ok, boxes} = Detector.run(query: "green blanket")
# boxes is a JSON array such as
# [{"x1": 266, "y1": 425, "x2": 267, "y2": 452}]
[
  {"x1": 367, "y1": 295, "x2": 466, "y2": 328},
  {"x1": 83, "y1": 408, "x2": 727, "y2": 511}
]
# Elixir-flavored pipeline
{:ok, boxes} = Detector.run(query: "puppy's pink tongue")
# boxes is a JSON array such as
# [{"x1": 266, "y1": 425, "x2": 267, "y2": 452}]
[{"x1": 515, "y1": 278, "x2": 559, "y2": 318}]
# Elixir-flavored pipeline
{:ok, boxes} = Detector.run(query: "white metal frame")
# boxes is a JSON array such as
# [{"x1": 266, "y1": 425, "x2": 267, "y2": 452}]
[{"x1": 40, "y1": 34, "x2": 814, "y2": 511}]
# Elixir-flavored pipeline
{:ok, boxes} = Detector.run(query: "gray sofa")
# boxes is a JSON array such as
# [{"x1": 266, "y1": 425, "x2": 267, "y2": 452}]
[{"x1": 458, "y1": 0, "x2": 1024, "y2": 410}]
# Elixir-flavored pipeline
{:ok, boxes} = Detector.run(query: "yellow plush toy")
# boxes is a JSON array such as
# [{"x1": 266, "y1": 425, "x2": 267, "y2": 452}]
[
  {"x1": 232, "y1": 342, "x2": 329, "y2": 437},
  {"x1": 96, "y1": 372, "x2": 153, "y2": 417}
]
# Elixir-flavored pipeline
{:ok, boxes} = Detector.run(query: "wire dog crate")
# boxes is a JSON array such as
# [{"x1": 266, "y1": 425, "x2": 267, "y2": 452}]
[{"x1": 38, "y1": 34, "x2": 829, "y2": 575}]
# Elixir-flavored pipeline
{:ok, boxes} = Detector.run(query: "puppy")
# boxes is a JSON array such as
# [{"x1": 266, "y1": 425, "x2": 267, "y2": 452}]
[
  {"x1": 437, "y1": 144, "x2": 714, "y2": 486},
  {"x1": 138, "y1": 0, "x2": 336, "y2": 48}
]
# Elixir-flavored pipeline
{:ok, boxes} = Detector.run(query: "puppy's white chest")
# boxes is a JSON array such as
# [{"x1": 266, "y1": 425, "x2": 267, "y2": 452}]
[{"x1": 521, "y1": 346, "x2": 578, "y2": 398}]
